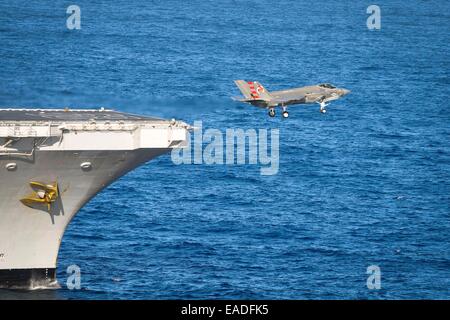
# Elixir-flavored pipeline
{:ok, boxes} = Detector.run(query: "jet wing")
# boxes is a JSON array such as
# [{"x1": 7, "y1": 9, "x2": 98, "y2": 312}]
[
  {"x1": 232, "y1": 96, "x2": 270, "y2": 103},
  {"x1": 269, "y1": 88, "x2": 308, "y2": 105},
  {"x1": 270, "y1": 96, "x2": 307, "y2": 105},
  {"x1": 234, "y1": 96, "x2": 307, "y2": 106},
  {"x1": 232, "y1": 97, "x2": 275, "y2": 108}
]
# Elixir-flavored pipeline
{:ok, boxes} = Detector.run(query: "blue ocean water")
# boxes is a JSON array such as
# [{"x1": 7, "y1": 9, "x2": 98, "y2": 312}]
[{"x1": 0, "y1": 0, "x2": 449, "y2": 299}]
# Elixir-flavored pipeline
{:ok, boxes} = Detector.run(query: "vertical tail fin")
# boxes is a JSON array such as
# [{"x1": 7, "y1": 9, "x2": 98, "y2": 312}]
[{"x1": 234, "y1": 80, "x2": 272, "y2": 101}]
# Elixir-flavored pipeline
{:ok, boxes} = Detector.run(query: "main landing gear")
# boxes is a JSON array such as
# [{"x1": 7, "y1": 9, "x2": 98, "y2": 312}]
[
  {"x1": 268, "y1": 107, "x2": 289, "y2": 118},
  {"x1": 281, "y1": 106, "x2": 289, "y2": 118}
]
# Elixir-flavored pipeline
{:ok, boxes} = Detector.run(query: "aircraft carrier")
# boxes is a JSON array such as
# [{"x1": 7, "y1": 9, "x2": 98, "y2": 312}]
[{"x1": 0, "y1": 108, "x2": 190, "y2": 289}]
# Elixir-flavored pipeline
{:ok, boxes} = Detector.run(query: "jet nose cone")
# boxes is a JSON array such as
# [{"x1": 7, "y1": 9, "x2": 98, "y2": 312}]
[{"x1": 340, "y1": 88, "x2": 350, "y2": 96}]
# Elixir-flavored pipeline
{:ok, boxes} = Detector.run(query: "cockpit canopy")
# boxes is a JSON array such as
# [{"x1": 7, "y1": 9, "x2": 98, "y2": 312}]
[{"x1": 318, "y1": 83, "x2": 336, "y2": 89}]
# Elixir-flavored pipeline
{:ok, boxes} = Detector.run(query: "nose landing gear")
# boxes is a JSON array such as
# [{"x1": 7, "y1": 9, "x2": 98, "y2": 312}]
[
  {"x1": 319, "y1": 101, "x2": 328, "y2": 114},
  {"x1": 268, "y1": 108, "x2": 276, "y2": 117}
]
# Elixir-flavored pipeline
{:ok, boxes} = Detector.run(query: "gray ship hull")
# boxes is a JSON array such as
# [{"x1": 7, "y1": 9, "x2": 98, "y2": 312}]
[
  {"x1": 0, "y1": 148, "x2": 170, "y2": 289},
  {"x1": 0, "y1": 109, "x2": 190, "y2": 289}
]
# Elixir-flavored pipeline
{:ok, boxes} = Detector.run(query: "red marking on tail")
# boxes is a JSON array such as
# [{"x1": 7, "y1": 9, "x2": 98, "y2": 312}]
[{"x1": 248, "y1": 81, "x2": 260, "y2": 99}]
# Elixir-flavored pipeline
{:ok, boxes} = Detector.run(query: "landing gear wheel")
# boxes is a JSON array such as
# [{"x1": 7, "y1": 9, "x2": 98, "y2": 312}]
[
  {"x1": 268, "y1": 109, "x2": 276, "y2": 117},
  {"x1": 319, "y1": 102, "x2": 327, "y2": 114},
  {"x1": 282, "y1": 111, "x2": 289, "y2": 118}
]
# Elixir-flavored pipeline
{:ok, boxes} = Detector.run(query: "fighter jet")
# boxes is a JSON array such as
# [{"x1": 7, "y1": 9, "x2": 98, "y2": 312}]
[{"x1": 233, "y1": 80, "x2": 350, "y2": 118}]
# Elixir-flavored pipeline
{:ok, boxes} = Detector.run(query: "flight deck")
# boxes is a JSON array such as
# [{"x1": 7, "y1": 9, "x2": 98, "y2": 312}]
[{"x1": 0, "y1": 109, "x2": 162, "y2": 122}]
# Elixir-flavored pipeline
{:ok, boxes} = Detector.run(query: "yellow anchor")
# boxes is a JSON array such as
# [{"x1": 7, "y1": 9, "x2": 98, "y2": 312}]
[{"x1": 20, "y1": 181, "x2": 59, "y2": 212}]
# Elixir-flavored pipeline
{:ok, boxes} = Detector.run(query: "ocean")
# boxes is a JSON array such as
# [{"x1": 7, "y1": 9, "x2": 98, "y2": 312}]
[{"x1": 0, "y1": 0, "x2": 449, "y2": 299}]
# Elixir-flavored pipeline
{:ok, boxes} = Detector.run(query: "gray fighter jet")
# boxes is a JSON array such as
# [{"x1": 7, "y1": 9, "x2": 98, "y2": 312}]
[{"x1": 233, "y1": 80, "x2": 350, "y2": 118}]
